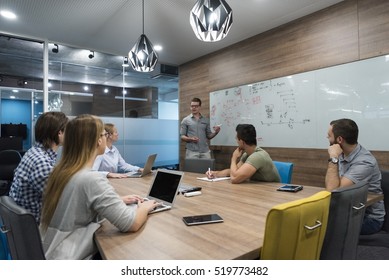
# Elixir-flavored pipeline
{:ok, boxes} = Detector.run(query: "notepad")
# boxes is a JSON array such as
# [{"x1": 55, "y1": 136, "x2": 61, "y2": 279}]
[{"x1": 196, "y1": 177, "x2": 230, "y2": 182}]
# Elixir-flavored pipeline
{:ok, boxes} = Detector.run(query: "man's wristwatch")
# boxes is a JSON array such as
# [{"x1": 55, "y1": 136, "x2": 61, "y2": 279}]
[{"x1": 328, "y1": 157, "x2": 339, "y2": 164}]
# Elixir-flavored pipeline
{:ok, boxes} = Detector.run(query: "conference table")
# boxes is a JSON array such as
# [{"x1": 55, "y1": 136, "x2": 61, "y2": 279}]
[{"x1": 94, "y1": 171, "x2": 383, "y2": 260}]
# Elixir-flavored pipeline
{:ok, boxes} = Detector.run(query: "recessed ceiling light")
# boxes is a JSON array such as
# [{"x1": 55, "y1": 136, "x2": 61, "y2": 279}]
[{"x1": 0, "y1": 10, "x2": 17, "y2": 20}]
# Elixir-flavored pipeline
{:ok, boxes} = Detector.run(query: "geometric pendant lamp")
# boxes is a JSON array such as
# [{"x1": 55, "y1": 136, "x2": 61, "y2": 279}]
[
  {"x1": 190, "y1": 0, "x2": 233, "y2": 42},
  {"x1": 129, "y1": 0, "x2": 158, "y2": 72}
]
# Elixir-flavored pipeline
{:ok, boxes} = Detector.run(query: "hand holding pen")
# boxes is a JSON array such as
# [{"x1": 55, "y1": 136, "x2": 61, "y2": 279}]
[{"x1": 206, "y1": 167, "x2": 216, "y2": 179}]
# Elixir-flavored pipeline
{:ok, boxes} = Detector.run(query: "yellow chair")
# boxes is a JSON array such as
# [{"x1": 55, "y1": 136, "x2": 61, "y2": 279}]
[{"x1": 260, "y1": 191, "x2": 331, "y2": 260}]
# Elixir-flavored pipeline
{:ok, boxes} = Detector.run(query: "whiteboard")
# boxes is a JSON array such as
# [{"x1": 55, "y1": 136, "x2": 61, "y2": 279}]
[{"x1": 210, "y1": 54, "x2": 389, "y2": 150}]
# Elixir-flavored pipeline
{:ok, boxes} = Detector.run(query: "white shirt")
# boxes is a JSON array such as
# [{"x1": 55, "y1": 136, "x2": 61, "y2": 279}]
[{"x1": 92, "y1": 145, "x2": 140, "y2": 176}]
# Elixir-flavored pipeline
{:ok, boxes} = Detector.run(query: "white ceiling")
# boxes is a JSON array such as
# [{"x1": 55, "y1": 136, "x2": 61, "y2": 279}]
[{"x1": 0, "y1": 0, "x2": 343, "y2": 66}]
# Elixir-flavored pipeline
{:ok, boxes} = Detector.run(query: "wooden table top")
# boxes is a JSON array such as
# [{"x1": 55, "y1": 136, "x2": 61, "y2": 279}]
[
  {"x1": 94, "y1": 171, "x2": 383, "y2": 260},
  {"x1": 94, "y1": 172, "x2": 326, "y2": 260}
]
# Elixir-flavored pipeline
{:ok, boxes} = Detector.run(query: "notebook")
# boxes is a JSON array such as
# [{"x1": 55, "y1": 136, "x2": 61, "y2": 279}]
[
  {"x1": 144, "y1": 169, "x2": 184, "y2": 214},
  {"x1": 127, "y1": 153, "x2": 157, "y2": 178}
]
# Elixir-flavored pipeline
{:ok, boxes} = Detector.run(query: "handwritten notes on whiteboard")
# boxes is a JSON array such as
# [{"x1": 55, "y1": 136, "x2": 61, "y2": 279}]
[{"x1": 210, "y1": 55, "x2": 389, "y2": 150}]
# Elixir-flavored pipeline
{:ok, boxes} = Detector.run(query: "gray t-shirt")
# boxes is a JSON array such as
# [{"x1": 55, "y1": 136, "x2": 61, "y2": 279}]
[
  {"x1": 339, "y1": 144, "x2": 385, "y2": 221},
  {"x1": 40, "y1": 169, "x2": 136, "y2": 259},
  {"x1": 180, "y1": 114, "x2": 212, "y2": 153}
]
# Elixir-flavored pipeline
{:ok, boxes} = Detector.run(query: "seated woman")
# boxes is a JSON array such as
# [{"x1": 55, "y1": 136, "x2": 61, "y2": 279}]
[
  {"x1": 92, "y1": 123, "x2": 143, "y2": 178},
  {"x1": 40, "y1": 115, "x2": 158, "y2": 260}
]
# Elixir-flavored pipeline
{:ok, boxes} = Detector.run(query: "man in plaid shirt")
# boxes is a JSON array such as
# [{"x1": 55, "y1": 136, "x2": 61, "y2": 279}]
[{"x1": 9, "y1": 112, "x2": 68, "y2": 224}]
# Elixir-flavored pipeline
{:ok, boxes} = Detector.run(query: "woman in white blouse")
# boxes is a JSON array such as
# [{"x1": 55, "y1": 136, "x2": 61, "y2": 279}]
[{"x1": 92, "y1": 123, "x2": 143, "y2": 178}]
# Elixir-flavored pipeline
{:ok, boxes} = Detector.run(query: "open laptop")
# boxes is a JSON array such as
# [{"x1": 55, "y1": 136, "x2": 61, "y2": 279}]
[
  {"x1": 127, "y1": 153, "x2": 157, "y2": 178},
  {"x1": 144, "y1": 169, "x2": 184, "y2": 214}
]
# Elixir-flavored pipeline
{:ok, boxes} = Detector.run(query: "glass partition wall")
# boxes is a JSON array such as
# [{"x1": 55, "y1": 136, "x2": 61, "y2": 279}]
[{"x1": 0, "y1": 34, "x2": 179, "y2": 167}]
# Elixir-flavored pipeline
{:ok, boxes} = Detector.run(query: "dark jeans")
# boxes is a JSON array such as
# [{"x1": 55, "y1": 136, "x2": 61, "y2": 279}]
[{"x1": 360, "y1": 217, "x2": 384, "y2": 235}]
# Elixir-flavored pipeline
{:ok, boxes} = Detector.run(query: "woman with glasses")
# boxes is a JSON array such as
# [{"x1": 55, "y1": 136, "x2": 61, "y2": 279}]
[
  {"x1": 40, "y1": 114, "x2": 158, "y2": 259},
  {"x1": 92, "y1": 123, "x2": 142, "y2": 178}
]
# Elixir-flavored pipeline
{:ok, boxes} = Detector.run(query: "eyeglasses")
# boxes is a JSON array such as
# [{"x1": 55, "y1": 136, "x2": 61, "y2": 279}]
[
  {"x1": 100, "y1": 132, "x2": 109, "y2": 138},
  {"x1": 190, "y1": 104, "x2": 200, "y2": 108}
]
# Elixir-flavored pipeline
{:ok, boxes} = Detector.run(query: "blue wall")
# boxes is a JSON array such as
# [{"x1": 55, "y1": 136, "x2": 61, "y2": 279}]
[{"x1": 0, "y1": 99, "x2": 43, "y2": 150}]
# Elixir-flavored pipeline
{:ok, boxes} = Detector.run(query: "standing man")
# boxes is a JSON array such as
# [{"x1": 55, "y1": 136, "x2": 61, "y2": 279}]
[
  {"x1": 9, "y1": 111, "x2": 68, "y2": 224},
  {"x1": 206, "y1": 124, "x2": 280, "y2": 184},
  {"x1": 325, "y1": 118, "x2": 385, "y2": 234},
  {"x1": 180, "y1": 97, "x2": 220, "y2": 159}
]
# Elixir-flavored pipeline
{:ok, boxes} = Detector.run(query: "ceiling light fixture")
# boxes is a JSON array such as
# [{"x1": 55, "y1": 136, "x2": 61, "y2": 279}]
[
  {"x1": 88, "y1": 50, "x2": 95, "y2": 59},
  {"x1": 0, "y1": 10, "x2": 17, "y2": 20},
  {"x1": 17, "y1": 79, "x2": 27, "y2": 86},
  {"x1": 122, "y1": 56, "x2": 130, "y2": 67},
  {"x1": 190, "y1": 0, "x2": 233, "y2": 42},
  {"x1": 52, "y1": 44, "x2": 59, "y2": 53},
  {"x1": 129, "y1": 0, "x2": 158, "y2": 72}
]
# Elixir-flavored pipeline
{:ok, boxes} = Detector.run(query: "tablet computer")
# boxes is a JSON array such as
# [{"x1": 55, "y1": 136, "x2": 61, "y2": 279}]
[
  {"x1": 277, "y1": 185, "x2": 303, "y2": 192},
  {"x1": 183, "y1": 214, "x2": 223, "y2": 226}
]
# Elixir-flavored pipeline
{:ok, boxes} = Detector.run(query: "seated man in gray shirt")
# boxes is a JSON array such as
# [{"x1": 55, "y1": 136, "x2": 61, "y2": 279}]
[{"x1": 325, "y1": 118, "x2": 385, "y2": 235}]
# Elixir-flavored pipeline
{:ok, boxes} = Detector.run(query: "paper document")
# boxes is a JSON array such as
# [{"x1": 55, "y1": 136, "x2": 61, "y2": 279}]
[{"x1": 196, "y1": 177, "x2": 230, "y2": 182}]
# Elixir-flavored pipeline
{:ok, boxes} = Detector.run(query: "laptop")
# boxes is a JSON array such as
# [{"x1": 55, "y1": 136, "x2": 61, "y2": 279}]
[
  {"x1": 144, "y1": 169, "x2": 184, "y2": 214},
  {"x1": 127, "y1": 153, "x2": 157, "y2": 178}
]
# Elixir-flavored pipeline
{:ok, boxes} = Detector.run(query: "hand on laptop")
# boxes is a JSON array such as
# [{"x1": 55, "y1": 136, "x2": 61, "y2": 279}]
[
  {"x1": 107, "y1": 172, "x2": 129, "y2": 179},
  {"x1": 121, "y1": 195, "x2": 144, "y2": 204},
  {"x1": 139, "y1": 199, "x2": 161, "y2": 213}
]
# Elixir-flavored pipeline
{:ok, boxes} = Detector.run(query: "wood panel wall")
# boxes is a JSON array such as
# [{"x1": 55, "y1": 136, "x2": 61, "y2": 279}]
[{"x1": 179, "y1": 0, "x2": 389, "y2": 187}]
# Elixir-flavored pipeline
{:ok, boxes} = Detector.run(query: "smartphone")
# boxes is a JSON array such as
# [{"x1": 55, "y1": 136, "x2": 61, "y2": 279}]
[
  {"x1": 183, "y1": 214, "x2": 223, "y2": 226},
  {"x1": 277, "y1": 185, "x2": 303, "y2": 192}
]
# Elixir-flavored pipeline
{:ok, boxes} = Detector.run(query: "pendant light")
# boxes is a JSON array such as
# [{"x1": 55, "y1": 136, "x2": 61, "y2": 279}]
[
  {"x1": 129, "y1": 0, "x2": 158, "y2": 72},
  {"x1": 190, "y1": 0, "x2": 233, "y2": 42}
]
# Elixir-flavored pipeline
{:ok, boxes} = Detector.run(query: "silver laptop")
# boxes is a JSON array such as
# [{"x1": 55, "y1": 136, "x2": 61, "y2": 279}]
[
  {"x1": 145, "y1": 169, "x2": 184, "y2": 214},
  {"x1": 127, "y1": 153, "x2": 157, "y2": 178}
]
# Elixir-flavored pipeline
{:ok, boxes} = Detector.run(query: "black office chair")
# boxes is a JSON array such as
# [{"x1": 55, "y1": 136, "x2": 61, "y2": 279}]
[
  {"x1": 0, "y1": 149, "x2": 22, "y2": 196},
  {"x1": 183, "y1": 158, "x2": 215, "y2": 174},
  {"x1": 320, "y1": 181, "x2": 369, "y2": 260},
  {"x1": 0, "y1": 196, "x2": 46, "y2": 260},
  {"x1": 359, "y1": 169, "x2": 389, "y2": 245}
]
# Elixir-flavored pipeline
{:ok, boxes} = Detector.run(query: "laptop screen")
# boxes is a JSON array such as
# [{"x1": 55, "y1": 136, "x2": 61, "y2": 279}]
[{"x1": 148, "y1": 170, "x2": 183, "y2": 204}]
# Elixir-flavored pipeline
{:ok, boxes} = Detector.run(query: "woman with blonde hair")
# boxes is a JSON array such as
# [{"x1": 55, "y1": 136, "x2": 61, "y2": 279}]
[
  {"x1": 40, "y1": 114, "x2": 158, "y2": 259},
  {"x1": 93, "y1": 123, "x2": 143, "y2": 178}
]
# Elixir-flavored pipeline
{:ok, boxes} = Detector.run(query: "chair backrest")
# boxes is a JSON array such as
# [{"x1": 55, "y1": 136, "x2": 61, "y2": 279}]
[
  {"x1": 0, "y1": 149, "x2": 22, "y2": 181},
  {"x1": 380, "y1": 170, "x2": 389, "y2": 232},
  {"x1": 320, "y1": 181, "x2": 369, "y2": 260},
  {"x1": 273, "y1": 161, "x2": 293, "y2": 184},
  {"x1": 0, "y1": 196, "x2": 45, "y2": 260},
  {"x1": 183, "y1": 158, "x2": 215, "y2": 174},
  {"x1": 260, "y1": 191, "x2": 331, "y2": 260}
]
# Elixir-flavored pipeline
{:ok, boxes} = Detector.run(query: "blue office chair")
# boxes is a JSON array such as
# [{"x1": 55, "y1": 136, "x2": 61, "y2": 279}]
[
  {"x1": 273, "y1": 161, "x2": 294, "y2": 184},
  {"x1": 1, "y1": 218, "x2": 11, "y2": 259}
]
